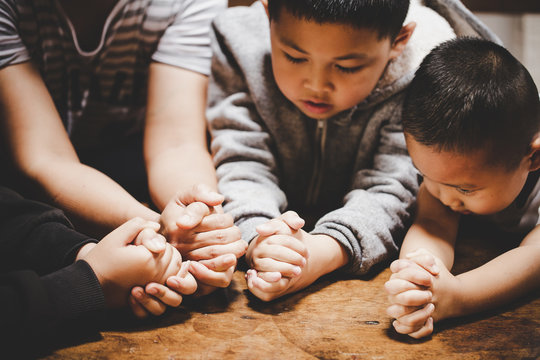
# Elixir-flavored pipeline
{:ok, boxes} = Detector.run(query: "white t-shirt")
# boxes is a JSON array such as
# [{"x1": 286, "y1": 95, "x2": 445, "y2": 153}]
[{"x1": 0, "y1": 0, "x2": 226, "y2": 149}]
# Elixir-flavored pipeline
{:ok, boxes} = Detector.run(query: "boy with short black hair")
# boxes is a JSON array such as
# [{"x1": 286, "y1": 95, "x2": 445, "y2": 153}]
[
  {"x1": 385, "y1": 37, "x2": 540, "y2": 338},
  {"x1": 207, "y1": 0, "x2": 499, "y2": 301}
]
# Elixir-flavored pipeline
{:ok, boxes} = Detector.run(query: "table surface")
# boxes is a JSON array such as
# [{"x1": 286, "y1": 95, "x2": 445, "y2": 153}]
[{"x1": 42, "y1": 222, "x2": 539, "y2": 360}]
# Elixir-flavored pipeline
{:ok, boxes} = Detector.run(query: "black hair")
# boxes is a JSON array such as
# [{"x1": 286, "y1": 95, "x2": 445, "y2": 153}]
[
  {"x1": 267, "y1": 0, "x2": 410, "y2": 40},
  {"x1": 403, "y1": 37, "x2": 540, "y2": 170}
]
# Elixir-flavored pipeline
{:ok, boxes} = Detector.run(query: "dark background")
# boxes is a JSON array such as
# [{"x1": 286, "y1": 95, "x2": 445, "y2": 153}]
[{"x1": 228, "y1": 0, "x2": 540, "y2": 12}]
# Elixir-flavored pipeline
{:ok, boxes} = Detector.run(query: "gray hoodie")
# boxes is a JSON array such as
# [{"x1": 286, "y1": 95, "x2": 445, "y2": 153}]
[{"x1": 207, "y1": 0, "x2": 500, "y2": 274}]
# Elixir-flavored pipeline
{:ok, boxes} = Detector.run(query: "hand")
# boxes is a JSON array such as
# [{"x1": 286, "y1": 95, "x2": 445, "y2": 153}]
[
  {"x1": 160, "y1": 186, "x2": 242, "y2": 258},
  {"x1": 385, "y1": 248, "x2": 457, "y2": 338},
  {"x1": 82, "y1": 218, "x2": 182, "y2": 308},
  {"x1": 129, "y1": 261, "x2": 198, "y2": 317},
  {"x1": 245, "y1": 211, "x2": 315, "y2": 301}
]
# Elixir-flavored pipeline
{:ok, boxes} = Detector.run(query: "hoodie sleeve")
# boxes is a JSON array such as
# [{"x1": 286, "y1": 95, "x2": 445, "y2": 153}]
[
  {"x1": 312, "y1": 103, "x2": 419, "y2": 275},
  {"x1": 0, "y1": 186, "x2": 97, "y2": 275},
  {"x1": 206, "y1": 18, "x2": 286, "y2": 243}
]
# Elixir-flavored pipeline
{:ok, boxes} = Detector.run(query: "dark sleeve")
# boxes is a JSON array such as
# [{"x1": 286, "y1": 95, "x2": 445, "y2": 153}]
[
  {"x1": 0, "y1": 260, "x2": 105, "y2": 353},
  {"x1": 0, "y1": 186, "x2": 97, "y2": 274}
]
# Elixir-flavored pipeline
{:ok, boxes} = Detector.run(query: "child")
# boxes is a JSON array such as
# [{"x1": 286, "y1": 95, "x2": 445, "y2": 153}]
[
  {"x1": 385, "y1": 37, "x2": 540, "y2": 338},
  {"x1": 206, "y1": 0, "x2": 499, "y2": 301},
  {"x1": 0, "y1": 0, "x2": 244, "y2": 304},
  {"x1": 0, "y1": 185, "x2": 197, "y2": 355}
]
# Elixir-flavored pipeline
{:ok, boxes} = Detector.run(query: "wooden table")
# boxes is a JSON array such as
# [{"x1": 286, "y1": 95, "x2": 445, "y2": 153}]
[{"x1": 41, "y1": 221, "x2": 539, "y2": 359}]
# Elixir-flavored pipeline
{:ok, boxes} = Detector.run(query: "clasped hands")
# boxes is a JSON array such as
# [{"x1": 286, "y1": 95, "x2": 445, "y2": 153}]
[
  {"x1": 385, "y1": 248, "x2": 458, "y2": 339},
  {"x1": 129, "y1": 184, "x2": 247, "y2": 317}
]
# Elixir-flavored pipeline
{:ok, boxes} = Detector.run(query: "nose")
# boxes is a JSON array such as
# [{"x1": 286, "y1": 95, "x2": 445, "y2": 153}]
[
  {"x1": 304, "y1": 65, "x2": 332, "y2": 93},
  {"x1": 438, "y1": 188, "x2": 462, "y2": 209}
]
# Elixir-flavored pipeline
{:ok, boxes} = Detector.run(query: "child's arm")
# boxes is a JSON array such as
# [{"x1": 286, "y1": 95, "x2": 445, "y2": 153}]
[
  {"x1": 385, "y1": 184, "x2": 459, "y2": 337},
  {"x1": 81, "y1": 218, "x2": 185, "y2": 308},
  {"x1": 0, "y1": 62, "x2": 160, "y2": 235}
]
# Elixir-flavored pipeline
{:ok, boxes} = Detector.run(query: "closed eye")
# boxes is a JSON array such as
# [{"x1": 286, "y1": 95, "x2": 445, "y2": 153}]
[
  {"x1": 335, "y1": 64, "x2": 363, "y2": 74},
  {"x1": 284, "y1": 52, "x2": 306, "y2": 64}
]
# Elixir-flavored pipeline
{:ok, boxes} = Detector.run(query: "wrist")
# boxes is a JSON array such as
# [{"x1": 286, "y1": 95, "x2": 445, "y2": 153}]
[
  {"x1": 305, "y1": 233, "x2": 349, "y2": 277},
  {"x1": 75, "y1": 242, "x2": 97, "y2": 262}
]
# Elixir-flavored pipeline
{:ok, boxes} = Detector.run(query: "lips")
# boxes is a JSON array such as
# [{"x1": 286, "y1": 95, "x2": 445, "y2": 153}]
[{"x1": 301, "y1": 99, "x2": 332, "y2": 115}]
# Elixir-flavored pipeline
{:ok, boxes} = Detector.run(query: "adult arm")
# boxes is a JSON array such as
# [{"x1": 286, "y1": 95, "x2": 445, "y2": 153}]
[{"x1": 0, "y1": 63, "x2": 159, "y2": 235}]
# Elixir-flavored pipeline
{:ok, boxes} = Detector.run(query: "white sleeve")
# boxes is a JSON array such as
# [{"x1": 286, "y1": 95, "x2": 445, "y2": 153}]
[{"x1": 151, "y1": 0, "x2": 227, "y2": 75}]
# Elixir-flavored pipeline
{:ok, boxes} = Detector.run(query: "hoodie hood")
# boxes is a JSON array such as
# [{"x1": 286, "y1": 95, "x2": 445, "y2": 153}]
[{"x1": 359, "y1": 0, "x2": 501, "y2": 108}]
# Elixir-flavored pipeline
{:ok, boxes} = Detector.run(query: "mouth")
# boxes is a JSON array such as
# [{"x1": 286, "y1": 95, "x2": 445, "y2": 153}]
[{"x1": 301, "y1": 99, "x2": 333, "y2": 115}]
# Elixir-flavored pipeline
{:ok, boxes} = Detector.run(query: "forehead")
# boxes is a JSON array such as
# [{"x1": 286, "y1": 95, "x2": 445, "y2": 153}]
[
  {"x1": 405, "y1": 135, "x2": 499, "y2": 186},
  {"x1": 270, "y1": 7, "x2": 391, "y2": 57}
]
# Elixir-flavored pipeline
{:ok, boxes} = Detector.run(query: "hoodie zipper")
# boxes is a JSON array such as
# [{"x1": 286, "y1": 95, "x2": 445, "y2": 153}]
[{"x1": 306, "y1": 118, "x2": 327, "y2": 206}]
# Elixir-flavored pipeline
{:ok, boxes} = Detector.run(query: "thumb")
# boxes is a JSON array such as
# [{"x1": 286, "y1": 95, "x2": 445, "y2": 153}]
[
  {"x1": 176, "y1": 184, "x2": 224, "y2": 207},
  {"x1": 103, "y1": 218, "x2": 155, "y2": 246}
]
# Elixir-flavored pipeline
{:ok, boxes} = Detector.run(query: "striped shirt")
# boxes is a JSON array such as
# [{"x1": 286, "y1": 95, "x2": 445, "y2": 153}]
[{"x1": 0, "y1": 0, "x2": 226, "y2": 150}]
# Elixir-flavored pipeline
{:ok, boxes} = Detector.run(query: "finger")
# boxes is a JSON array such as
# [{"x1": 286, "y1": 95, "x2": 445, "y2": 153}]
[
  {"x1": 256, "y1": 271, "x2": 282, "y2": 282},
  {"x1": 279, "y1": 211, "x2": 305, "y2": 231},
  {"x1": 263, "y1": 235, "x2": 309, "y2": 259},
  {"x1": 384, "y1": 278, "x2": 425, "y2": 295},
  {"x1": 390, "y1": 259, "x2": 414, "y2": 273},
  {"x1": 131, "y1": 286, "x2": 167, "y2": 316},
  {"x1": 408, "y1": 317, "x2": 434, "y2": 339},
  {"x1": 246, "y1": 271, "x2": 290, "y2": 301},
  {"x1": 145, "y1": 283, "x2": 183, "y2": 308},
  {"x1": 256, "y1": 218, "x2": 294, "y2": 237},
  {"x1": 393, "y1": 303, "x2": 434, "y2": 327},
  {"x1": 390, "y1": 266, "x2": 433, "y2": 288},
  {"x1": 135, "y1": 229, "x2": 167, "y2": 253},
  {"x1": 129, "y1": 292, "x2": 149, "y2": 319},
  {"x1": 405, "y1": 249, "x2": 440, "y2": 275},
  {"x1": 186, "y1": 240, "x2": 248, "y2": 261},
  {"x1": 393, "y1": 318, "x2": 423, "y2": 335},
  {"x1": 193, "y1": 213, "x2": 235, "y2": 232},
  {"x1": 390, "y1": 289, "x2": 432, "y2": 307},
  {"x1": 386, "y1": 304, "x2": 423, "y2": 319},
  {"x1": 189, "y1": 226, "x2": 243, "y2": 248},
  {"x1": 175, "y1": 184, "x2": 224, "y2": 207},
  {"x1": 252, "y1": 257, "x2": 302, "y2": 278},
  {"x1": 167, "y1": 266, "x2": 198, "y2": 296},
  {"x1": 198, "y1": 254, "x2": 237, "y2": 272},
  {"x1": 106, "y1": 217, "x2": 149, "y2": 246},
  {"x1": 189, "y1": 260, "x2": 234, "y2": 288},
  {"x1": 176, "y1": 202, "x2": 211, "y2": 229}
]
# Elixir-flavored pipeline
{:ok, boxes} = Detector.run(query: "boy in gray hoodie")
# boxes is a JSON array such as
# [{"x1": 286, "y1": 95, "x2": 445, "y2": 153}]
[{"x1": 207, "y1": 0, "x2": 499, "y2": 301}]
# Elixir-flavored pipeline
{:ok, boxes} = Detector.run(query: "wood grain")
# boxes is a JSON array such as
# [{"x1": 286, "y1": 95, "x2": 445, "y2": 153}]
[{"x1": 38, "y1": 220, "x2": 540, "y2": 359}]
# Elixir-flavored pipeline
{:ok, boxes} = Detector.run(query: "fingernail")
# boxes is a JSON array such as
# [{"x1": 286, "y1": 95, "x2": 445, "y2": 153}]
[
  {"x1": 179, "y1": 215, "x2": 191, "y2": 224},
  {"x1": 432, "y1": 265, "x2": 440, "y2": 274},
  {"x1": 169, "y1": 278, "x2": 181, "y2": 287},
  {"x1": 151, "y1": 237, "x2": 165, "y2": 250},
  {"x1": 134, "y1": 288, "x2": 144, "y2": 298},
  {"x1": 292, "y1": 266, "x2": 301, "y2": 276},
  {"x1": 147, "y1": 287, "x2": 158, "y2": 295}
]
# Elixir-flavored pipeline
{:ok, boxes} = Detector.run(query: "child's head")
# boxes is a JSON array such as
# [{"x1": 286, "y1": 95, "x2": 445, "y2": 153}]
[
  {"x1": 403, "y1": 37, "x2": 540, "y2": 215},
  {"x1": 262, "y1": 0, "x2": 414, "y2": 119}
]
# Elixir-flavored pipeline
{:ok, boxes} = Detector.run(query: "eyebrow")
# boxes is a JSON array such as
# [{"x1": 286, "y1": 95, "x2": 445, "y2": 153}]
[
  {"x1": 412, "y1": 164, "x2": 478, "y2": 189},
  {"x1": 279, "y1": 37, "x2": 369, "y2": 60}
]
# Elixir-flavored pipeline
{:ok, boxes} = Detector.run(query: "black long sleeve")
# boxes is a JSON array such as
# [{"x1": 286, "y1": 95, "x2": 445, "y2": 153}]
[{"x1": 0, "y1": 186, "x2": 105, "y2": 355}]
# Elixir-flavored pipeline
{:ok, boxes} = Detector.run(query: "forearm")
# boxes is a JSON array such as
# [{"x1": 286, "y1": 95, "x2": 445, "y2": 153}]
[
  {"x1": 31, "y1": 160, "x2": 159, "y2": 233},
  {"x1": 146, "y1": 143, "x2": 217, "y2": 210},
  {"x1": 399, "y1": 221, "x2": 457, "y2": 268},
  {"x1": 450, "y1": 245, "x2": 540, "y2": 319},
  {"x1": 305, "y1": 234, "x2": 349, "y2": 278}
]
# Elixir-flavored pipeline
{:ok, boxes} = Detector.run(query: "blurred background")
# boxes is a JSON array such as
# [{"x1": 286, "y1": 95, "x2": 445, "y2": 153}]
[{"x1": 228, "y1": 0, "x2": 540, "y2": 88}]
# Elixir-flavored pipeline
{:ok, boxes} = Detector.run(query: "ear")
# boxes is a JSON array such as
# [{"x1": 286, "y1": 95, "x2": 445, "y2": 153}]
[
  {"x1": 389, "y1": 22, "x2": 416, "y2": 60},
  {"x1": 528, "y1": 135, "x2": 540, "y2": 171},
  {"x1": 260, "y1": 0, "x2": 270, "y2": 18}
]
